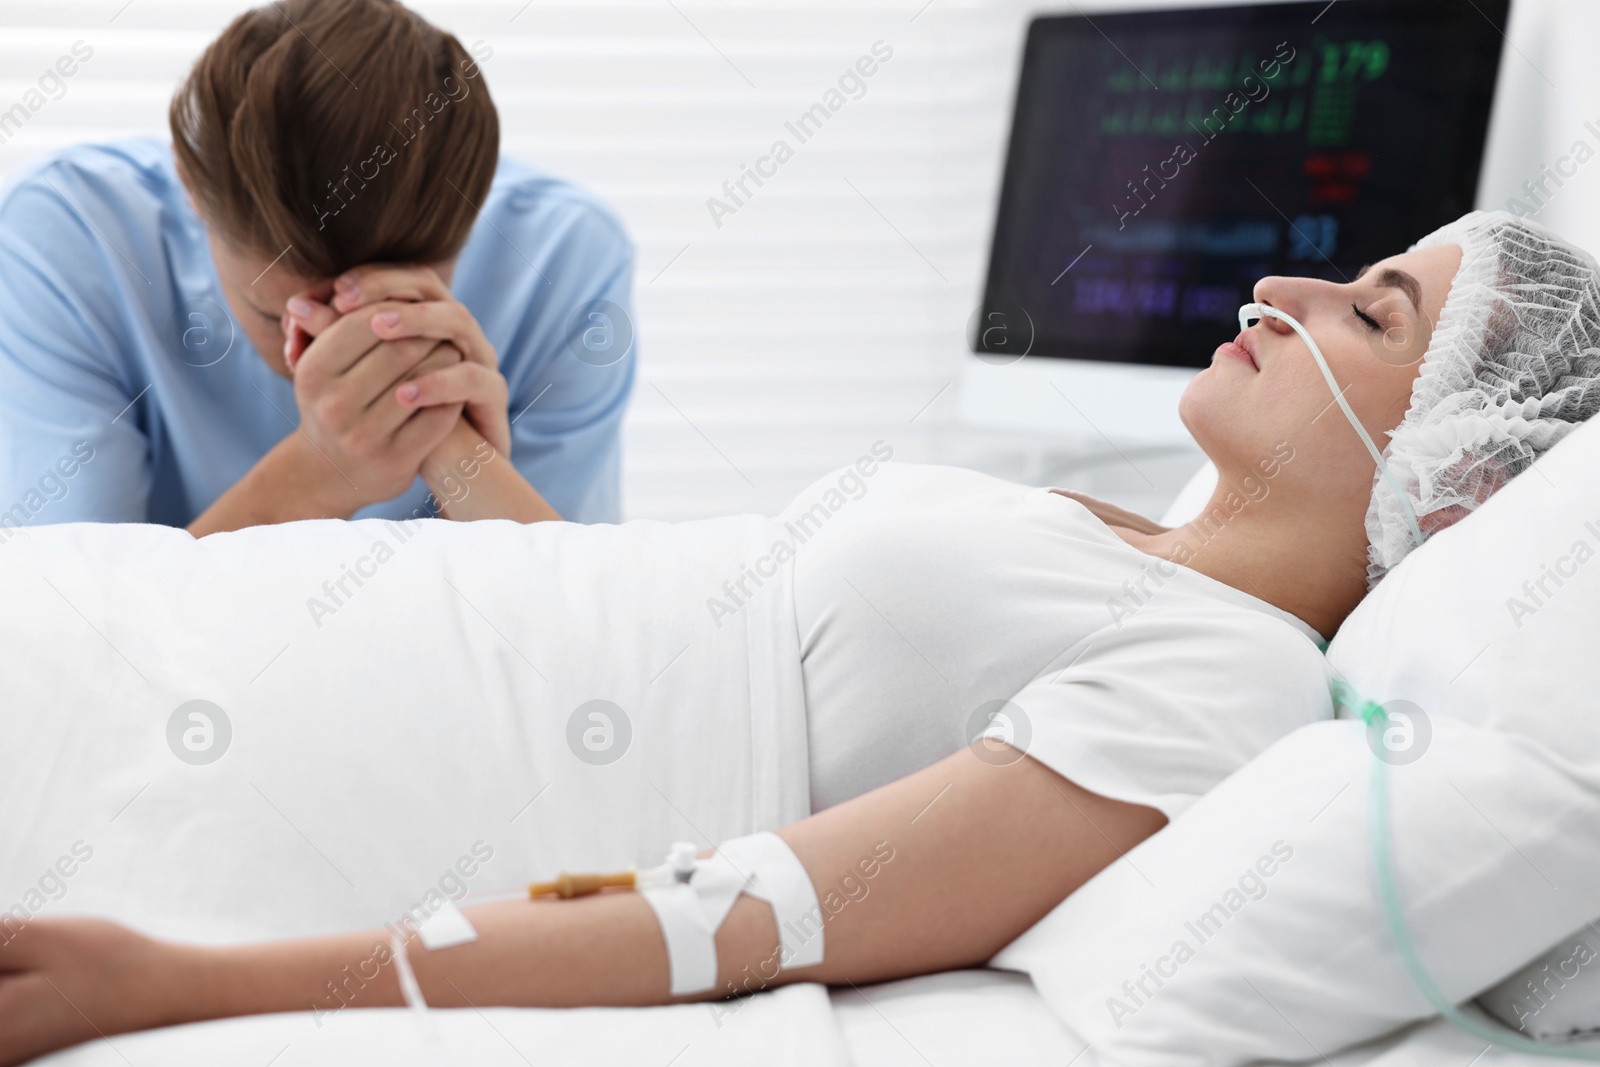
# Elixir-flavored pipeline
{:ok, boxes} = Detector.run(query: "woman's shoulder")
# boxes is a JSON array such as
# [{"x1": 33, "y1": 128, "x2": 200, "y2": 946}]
[
  {"x1": 1077, "y1": 582, "x2": 1331, "y2": 693},
  {"x1": 777, "y1": 457, "x2": 1038, "y2": 520},
  {"x1": 795, "y1": 457, "x2": 1038, "y2": 497}
]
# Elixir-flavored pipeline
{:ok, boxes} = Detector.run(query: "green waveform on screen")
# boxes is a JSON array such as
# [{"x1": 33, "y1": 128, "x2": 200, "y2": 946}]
[
  {"x1": 1105, "y1": 38, "x2": 1389, "y2": 95},
  {"x1": 1098, "y1": 38, "x2": 1389, "y2": 146},
  {"x1": 1100, "y1": 95, "x2": 1307, "y2": 138}
]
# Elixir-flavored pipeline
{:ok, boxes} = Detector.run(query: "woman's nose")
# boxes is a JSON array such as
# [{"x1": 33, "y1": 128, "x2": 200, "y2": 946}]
[
  {"x1": 1251, "y1": 298, "x2": 1296, "y2": 335},
  {"x1": 1251, "y1": 278, "x2": 1308, "y2": 334}
]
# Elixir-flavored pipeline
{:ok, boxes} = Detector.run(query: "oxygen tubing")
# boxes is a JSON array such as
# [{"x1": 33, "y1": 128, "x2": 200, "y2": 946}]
[
  {"x1": 1237, "y1": 302, "x2": 1426, "y2": 550},
  {"x1": 1331, "y1": 680, "x2": 1600, "y2": 1060}
]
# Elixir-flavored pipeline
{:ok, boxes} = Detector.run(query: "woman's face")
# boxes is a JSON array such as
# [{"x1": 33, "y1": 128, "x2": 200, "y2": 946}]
[{"x1": 1180, "y1": 242, "x2": 1463, "y2": 513}]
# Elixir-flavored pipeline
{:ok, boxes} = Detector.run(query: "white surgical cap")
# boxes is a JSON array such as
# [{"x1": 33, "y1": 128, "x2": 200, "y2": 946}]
[{"x1": 1365, "y1": 210, "x2": 1600, "y2": 585}]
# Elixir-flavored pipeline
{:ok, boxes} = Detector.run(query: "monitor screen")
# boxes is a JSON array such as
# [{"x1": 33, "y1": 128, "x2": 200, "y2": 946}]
[{"x1": 976, "y1": 0, "x2": 1508, "y2": 367}]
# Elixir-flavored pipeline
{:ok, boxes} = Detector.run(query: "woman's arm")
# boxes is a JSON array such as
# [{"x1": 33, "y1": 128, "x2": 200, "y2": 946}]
[{"x1": 0, "y1": 747, "x2": 1163, "y2": 1063}]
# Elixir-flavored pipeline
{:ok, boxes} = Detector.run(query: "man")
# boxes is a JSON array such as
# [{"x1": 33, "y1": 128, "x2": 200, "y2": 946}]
[{"x1": 0, "y1": 0, "x2": 635, "y2": 536}]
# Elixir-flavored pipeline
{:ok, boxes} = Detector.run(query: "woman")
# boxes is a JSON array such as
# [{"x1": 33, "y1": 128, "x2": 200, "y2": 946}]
[{"x1": 2, "y1": 212, "x2": 1598, "y2": 1063}]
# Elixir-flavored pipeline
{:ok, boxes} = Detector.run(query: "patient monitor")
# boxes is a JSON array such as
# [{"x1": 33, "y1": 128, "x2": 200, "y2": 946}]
[{"x1": 960, "y1": 0, "x2": 1507, "y2": 443}]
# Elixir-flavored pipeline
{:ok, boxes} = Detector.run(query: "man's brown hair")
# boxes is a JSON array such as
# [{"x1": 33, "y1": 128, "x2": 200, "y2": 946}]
[{"x1": 170, "y1": 0, "x2": 498, "y2": 279}]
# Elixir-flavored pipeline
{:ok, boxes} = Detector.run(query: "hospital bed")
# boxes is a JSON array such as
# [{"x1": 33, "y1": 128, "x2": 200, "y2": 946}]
[
  {"x1": 9, "y1": 418, "x2": 1600, "y2": 1067},
  {"x1": 24, "y1": 969, "x2": 1580, "y2": 1066}
]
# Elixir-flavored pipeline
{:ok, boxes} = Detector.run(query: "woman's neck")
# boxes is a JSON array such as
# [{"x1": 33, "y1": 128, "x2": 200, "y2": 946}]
[{"x1": 1111, "y1": 500, "x2": 1371, "y2": 642}]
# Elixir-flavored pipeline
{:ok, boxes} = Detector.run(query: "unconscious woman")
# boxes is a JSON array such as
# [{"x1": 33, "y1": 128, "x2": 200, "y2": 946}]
[{"x1": 2, "y1": 211, "x2": 1598, "y2": 1065}]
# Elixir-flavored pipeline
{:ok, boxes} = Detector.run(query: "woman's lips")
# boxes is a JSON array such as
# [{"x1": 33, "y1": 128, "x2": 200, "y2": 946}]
[{"x1": 1216, "y1": 335, "x2": 1259, "y2": 370}]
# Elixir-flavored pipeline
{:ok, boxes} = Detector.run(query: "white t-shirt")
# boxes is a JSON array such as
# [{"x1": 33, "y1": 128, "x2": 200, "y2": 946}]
[{"x1": 783, "y1": 463, "x2": 1333, "y2": 817}]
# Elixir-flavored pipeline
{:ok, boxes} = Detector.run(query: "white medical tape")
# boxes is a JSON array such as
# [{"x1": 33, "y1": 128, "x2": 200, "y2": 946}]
[
  {"x1": 416, "y1": 899, "x2": 479, "y2": 951},
  {"x1": 388, "y1": 933, "x2": 437, "y2": 1037},
  {"x1": 640, "y1": 832, "x2": 824, "y2": 995},
  {"x1": 640, "y1": 882, "x2": 720, "y2": 995},
  {"x1": 717, "y1": 832, "x2": 825, "y2": 969},
  {"x1": 641, "y1": 852, "x2": 748, "y2": 995}
]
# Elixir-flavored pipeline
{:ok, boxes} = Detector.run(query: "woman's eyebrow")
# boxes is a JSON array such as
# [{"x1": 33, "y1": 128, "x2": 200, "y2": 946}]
[{"x1": 1353, "y1": 263, "x2": 1423, "y2": 311}]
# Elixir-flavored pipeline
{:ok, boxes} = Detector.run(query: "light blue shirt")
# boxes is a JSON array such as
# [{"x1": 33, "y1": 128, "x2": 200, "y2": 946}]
[{"x1": 0, "y1": 138, "x2": 635, "y2": 529}]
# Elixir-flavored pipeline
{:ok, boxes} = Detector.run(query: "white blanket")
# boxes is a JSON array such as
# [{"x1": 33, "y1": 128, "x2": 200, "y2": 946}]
[
  {"x1": 4, "y1": 502, "x2": 1569, "y2": 1067},
  {"x1": 0, "y1": 514, "x2": 809, "y2": 949}
]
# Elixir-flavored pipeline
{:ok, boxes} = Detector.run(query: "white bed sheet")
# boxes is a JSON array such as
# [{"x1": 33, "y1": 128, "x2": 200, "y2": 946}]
[
  {"x1": 1267, "y1": 1008, "x2": 1600, "y2": 1067},
  {"x1": 830, "y1": 970, "x2": 1593, "y2": 1067},
  {"x1": 26, "y1": 966, "x2": 1593, "y2": 1066},
  {"x1": 27, "y1": 970, "x2": 1069, "y2": 1067},
  {"x1": 831, "y1": 969, "x2": 1082, "y2": 1067},
  {"x1": 30, "y1": 984, "x2": 848, "y2": 1067}
]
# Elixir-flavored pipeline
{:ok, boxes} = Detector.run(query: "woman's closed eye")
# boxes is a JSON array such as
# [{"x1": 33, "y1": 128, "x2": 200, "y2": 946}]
[{"x1": 1352, "y1": 303, "x2": 1382, "y2": 331}]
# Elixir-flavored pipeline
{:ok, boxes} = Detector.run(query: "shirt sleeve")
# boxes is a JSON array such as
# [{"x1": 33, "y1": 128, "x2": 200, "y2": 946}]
[
  {"x1": 1006, "y1": 602, "x2": 1333, "y2": 821},
  {"x1": 489, "y1": 195, "x2": 637, "y2": 524},
  {"x1": 0, "y1": 170, "x2": 152, "y2": 528}
]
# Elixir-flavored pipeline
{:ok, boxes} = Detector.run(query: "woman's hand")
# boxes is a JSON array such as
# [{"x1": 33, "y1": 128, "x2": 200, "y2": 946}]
[
  {"x1": 330, "y1": 265, "x2": 514, "y2": 460},
  {"x1": 0, "y1": 917, "x2": 185, "y2": 1066}
]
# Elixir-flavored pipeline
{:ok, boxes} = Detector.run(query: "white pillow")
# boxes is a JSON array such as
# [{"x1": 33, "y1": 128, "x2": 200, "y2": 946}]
[
  {"x1": 1157, "y1": 461, "x2": 1217, "y2": 527},
  {"x1": 995, "y1": 416, "x2": 1600, "y2": 1065},
  {"x1": 1478, "y1": 927, "x2": 1600, "y2": 1042}
]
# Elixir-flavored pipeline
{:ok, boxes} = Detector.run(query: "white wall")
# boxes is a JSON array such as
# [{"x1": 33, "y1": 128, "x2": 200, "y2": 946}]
[
  {"x1": 1481, "y1": 0, "x2": 1600, "y2": 255},
  {"x1": 0, "y1": 0, "x2": 1572, "y2": 521}
]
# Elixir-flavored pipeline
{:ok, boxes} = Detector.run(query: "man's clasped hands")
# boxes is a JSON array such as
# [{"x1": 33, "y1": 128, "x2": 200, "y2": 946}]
[{"x1": 277, "y1": 264, "x2": 521, "y2": 520}]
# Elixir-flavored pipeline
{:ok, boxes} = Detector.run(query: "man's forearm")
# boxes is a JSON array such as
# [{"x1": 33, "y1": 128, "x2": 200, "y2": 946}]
[
  {"x1": 421, "y1": 419, "x2": 561, "y2": 524},
  {"x1": 187, "y1": 433, "x2": 362, "y2": 537}
]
